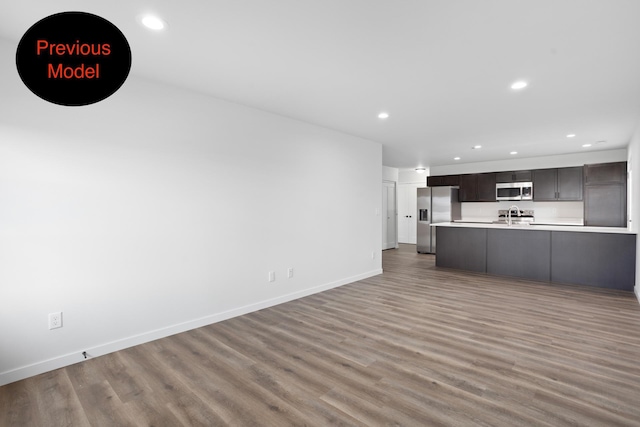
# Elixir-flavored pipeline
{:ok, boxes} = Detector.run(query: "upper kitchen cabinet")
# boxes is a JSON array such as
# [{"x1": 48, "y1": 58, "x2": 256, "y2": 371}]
[
  {"x1": 495, "y1": 170, "x2": 532, "y2": 183},
  {"x1": 533, "y1": 167, "x2": 583, "y2": 201},
  {"x1": 584, "y1": 162, "x2": 626, "y2": 184},
  {"x1": 427, "y1": 174, "x2": 460, "y2": 187},
  {"x1": 459, "y1": 173, "x2": 496, "y2": 202},
  {"x1": 584, "y1": 162, "x2": 627, "y2": 227},
  {"x1": 532, "y1": 169, "x2": 557, "y2": 200},
  {"x1": 557, "y1": 168, "x2": 584, "y2": 200}
]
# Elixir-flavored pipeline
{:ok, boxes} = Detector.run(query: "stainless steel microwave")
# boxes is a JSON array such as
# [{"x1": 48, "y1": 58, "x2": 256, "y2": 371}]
[{"x1": 496, "y1": 182, "x2": 533, "y2": 201}]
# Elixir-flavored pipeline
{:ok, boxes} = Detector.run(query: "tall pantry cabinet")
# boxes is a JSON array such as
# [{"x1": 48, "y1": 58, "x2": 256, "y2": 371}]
[{"x1": 583, "y1": 162, "x2": 627, "y2": 227}]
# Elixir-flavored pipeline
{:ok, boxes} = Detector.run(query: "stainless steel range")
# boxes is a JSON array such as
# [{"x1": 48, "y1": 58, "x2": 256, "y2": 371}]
[{"x1": 493, "y1": 209, "x2": 535, "y2": 225}]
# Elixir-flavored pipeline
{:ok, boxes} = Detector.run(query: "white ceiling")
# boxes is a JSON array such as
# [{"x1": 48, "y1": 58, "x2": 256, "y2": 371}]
[{"x1": 2, "y1": 0, "x2": 640, "y2": 168}]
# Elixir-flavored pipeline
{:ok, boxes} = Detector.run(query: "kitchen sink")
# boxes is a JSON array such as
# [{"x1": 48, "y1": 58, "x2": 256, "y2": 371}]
[{"x1": 492, "y1": 220, "x2": 532, "y2": 227}]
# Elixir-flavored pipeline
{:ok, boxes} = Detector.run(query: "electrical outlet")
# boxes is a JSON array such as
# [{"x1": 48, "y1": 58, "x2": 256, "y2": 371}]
[
  {"x1": 371, "y1": 251, "x2": 375, "y2": 259},
  {"x1": 48, "y1": 312, "x2": 62, "y2": 330},
  {"x1": 268, "y1": 271, "x2": 275, "y2": 282},
  {"x1": 287, "y1": 267, "x2": 293, "y2": 278}
]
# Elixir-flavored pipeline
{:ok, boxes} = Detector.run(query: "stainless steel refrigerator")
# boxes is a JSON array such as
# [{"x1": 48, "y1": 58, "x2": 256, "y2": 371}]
[{"x1": 417, "y1": 187, "x2": 461, "y2": 253}]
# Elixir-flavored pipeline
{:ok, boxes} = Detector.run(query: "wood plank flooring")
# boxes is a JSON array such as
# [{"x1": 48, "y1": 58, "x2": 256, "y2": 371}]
[{"x1": 3, "y1": 244, "x2": 640, "y2": 426}]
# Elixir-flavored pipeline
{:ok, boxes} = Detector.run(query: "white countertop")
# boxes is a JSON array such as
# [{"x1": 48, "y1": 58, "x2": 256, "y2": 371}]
[
  {"x1": 453, "y1": 217, "x2": 584, "y2": 226},
  {"x1": 432, "y1": 221, "x2": 635, "y2": 234}
]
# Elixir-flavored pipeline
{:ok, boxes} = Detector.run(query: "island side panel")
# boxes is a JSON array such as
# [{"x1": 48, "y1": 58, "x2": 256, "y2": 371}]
[
  {"x1": 551, "y1": 231, "x2": 636, "y2": 291},
  {"x1": 435, "y1": 226, "x2": 487, "y2": 272},
  {"x1": 487, "y1": 229, "x2": 551, "y2": 282}
]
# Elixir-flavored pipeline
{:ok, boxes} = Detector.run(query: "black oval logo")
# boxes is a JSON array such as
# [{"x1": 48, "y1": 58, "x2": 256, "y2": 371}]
[{"x1": 16, "y1": 11, "x2": 132, "y2": 106}]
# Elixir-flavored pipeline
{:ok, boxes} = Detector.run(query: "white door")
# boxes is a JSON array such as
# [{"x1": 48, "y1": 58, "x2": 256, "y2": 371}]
[
  {"x1": 397, "y1": 183, "x2": 422, "y2": 244},
  {"x1": 397, "y1": 185, "x2": 410, "y2": 243},
  {"x1": 382, "y1": 181, "x2": 397, "y2": 250}
]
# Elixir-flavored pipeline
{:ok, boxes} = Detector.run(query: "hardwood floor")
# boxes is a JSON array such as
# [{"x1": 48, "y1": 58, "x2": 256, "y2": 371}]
[{"x1": 3, "y1": 244, "x2": 640, "y2": 426}]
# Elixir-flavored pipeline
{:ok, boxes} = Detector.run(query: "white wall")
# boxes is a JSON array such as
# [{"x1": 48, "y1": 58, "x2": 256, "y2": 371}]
[
  {"x1": 627, "y1": 121, "x2": 640, "y2": 302},
  {"x1": 398, "y1": 168, "x2": 429, "y2": 185},
  {"x1": 461, "y1": 201, "x2": 584, "y2": 223},
  {"x1": 0, "y1": 39, "x2": 382, "y2": 385},
  {"x1": 382, "y1": 165, "x2": 399, "y2": 182},
  {"x1": 430, "y1": 150, "x2": 628, "y2": 176}
]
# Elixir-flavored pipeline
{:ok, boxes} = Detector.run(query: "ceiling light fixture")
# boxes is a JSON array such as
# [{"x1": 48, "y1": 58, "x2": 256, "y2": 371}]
[
  {"x1": 415, "y1": 167, "x2": 426, "y2": 174},
  {"x1": 140, "y1": 15, "x2": 167, "y2": 30},
  {"x1": 454, "y1": 157, "x2": 461, "y2": 160},
  {"x1": 582, "y1": 143, "x2": 592, "y2": 148},
  {"x1": 472, "y1": 145, "x2": 482, "y2": 149},
  {"x1": 566, "y1": 134, "x2": 576, "y2": 138},
  {"x1": 510, "y1": 80, "x2": 528, "y2": 90},
  {"x1": 510, "y1": 151, "x2": 518, "y2": 155},
  {"x1": 378, "y1": 112, "x2": 389, "y2": 119}
]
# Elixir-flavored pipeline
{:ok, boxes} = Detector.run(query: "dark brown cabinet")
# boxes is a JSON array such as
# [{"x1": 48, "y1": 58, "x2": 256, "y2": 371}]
[
  {"x1": 584, "y1": 162, "x2": 626, "y2": 184},
  {"x1": 533, "y1": 167, "x2": 583, "y2": 201},
  {"x1": 557, "y1": 167, "x2": 584, "y2": 200},
  {"x1": 533, "y1": 169, "x2": 557, "y2": 200},
  {"x1": 584, "y1": 185, "x2": 626, "y2": 227},
  {"x1": 429, "y1": 164, "x2": 625, "y2": 226},
  {"x1": 478, "y1": 173, "x2": 497, "y2": 201},
  {"x1": 435, "y1": 227, "x2": 487, "y2": 272},
  {"x1": 584, "y1": 162, "x2": 627, "y2": 227},
  {"x1": 458, "y1": 174, "x2": 476, "y2": 201},
  {"x1": 459, "y1": 173, "x2": 496, "y2": 202},
  {"x1": 495, "y1": 170, "x2": 532, "y2": 183},
  {"x1": 427, "y1": 174, "x2": 460, "y2": 187},
  {"x1": 435, "y1": 225, "x2": 636, "y2": 291}
]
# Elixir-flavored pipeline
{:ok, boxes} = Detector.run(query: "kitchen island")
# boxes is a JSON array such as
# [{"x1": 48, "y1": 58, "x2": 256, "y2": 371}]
[{"x1": 432, "y1": 222, "x2": 636, "y2": 291}]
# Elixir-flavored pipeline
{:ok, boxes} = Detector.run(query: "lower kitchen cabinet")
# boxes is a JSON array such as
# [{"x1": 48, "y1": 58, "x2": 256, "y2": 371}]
[
  {"x1": 435, "y1": 227, "x2": 486, "y2": 272},
  {"x1": 486, "y1": 229, "x2": 551, "y2": 282},
  {"x1": 551, "y1": 231, "x2": 635, "y2": 290},
  {"x1": 434, "y1": 225, "x2": 636, "y2": 291}
]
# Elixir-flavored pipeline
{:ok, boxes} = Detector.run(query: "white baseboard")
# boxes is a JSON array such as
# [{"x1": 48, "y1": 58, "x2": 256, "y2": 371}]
[{"x1": 0, "y1": 268, "x2": 382, "y2": 387}]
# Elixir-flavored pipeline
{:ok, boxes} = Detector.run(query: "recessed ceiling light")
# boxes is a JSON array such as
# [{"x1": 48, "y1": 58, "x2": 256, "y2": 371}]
[
  {"x1": 510, "y1": 81, "x2": 528, "y2": 90},
  {"x1": 510, "y1": 151, "x2": 518, "y2": 155},
  {"x1": 415, "y1": 167, "x2": 426, "y2": 174},
  {"x1": 566, "y1": 134, "x2": 576, "y2": 138},
  {"x1": 582, "y1": 143, "x2": 592, "y2": 148},
  {"x1": 472, "y1": 145, "x2": 482, "y2": 149},
  {"x1": 454, "y1": 157, "x2": 461, "y2": 160},
  {"x1": 378, "y1": 112, "x2": 389, "y2": 119},
  {"x1": 140, "y1": 15, "x2": 167, "y2": 30}
]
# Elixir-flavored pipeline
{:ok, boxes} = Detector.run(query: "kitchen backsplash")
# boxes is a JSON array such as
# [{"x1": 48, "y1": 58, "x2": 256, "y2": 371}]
[{"x1": 461, "y1": 201, "x2": 584, "y2": 224}]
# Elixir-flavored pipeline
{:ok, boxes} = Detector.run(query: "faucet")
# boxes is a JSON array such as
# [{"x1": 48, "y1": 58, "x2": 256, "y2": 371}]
[{"x1": 507, "y1": 205, "x2": 520, "y2": 226}]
